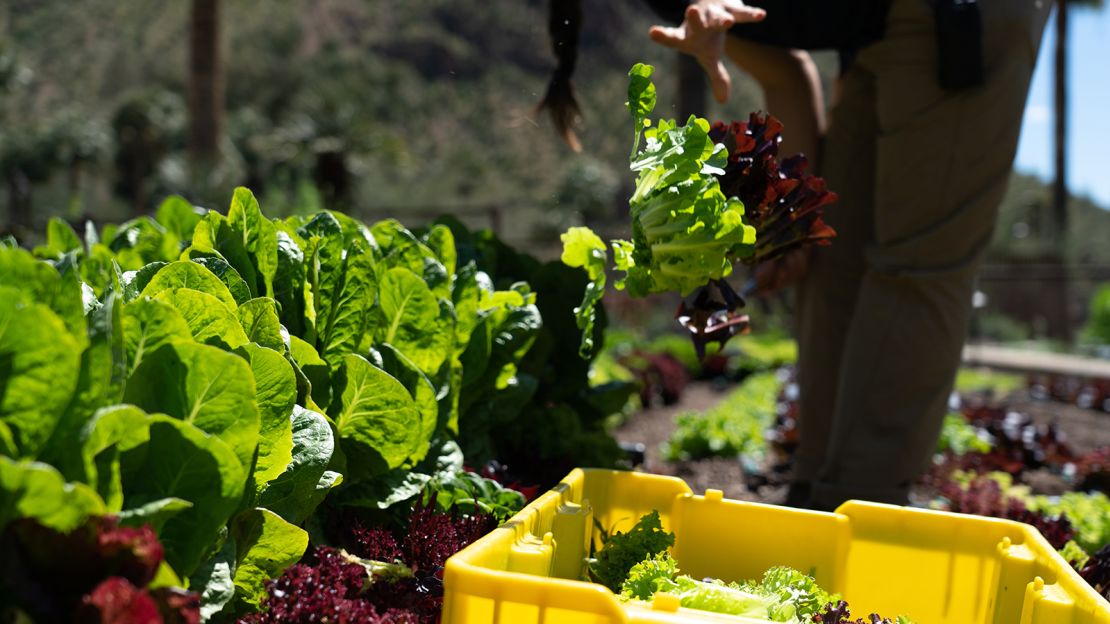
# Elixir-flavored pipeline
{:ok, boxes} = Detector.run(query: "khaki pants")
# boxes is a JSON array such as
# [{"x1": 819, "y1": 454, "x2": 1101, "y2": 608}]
[{"x1": 794, "y1": 0, "x2": 1051, "y2": 508}]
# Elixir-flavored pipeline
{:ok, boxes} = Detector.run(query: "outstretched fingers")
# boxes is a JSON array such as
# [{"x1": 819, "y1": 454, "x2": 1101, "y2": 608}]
[
  {"x1": 701, "y1": 57, "x2": 732, "y2": 103},
  {"x1": 648, "y1": 24, "x2": 687, "y2": 49},
  {"x1": 722, "y1": 0, "x2": 766, "y2": 23}
]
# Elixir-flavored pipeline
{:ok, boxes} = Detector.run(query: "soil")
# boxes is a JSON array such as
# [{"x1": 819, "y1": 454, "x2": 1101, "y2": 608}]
[{"x1": 612, "y1": 380, "x2": 1110, "y2": 504}]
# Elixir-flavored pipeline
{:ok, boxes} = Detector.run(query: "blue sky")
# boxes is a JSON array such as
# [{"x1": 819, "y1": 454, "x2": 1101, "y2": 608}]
[{"x1": 1014, "y1": 4, "x2": 1110, "y2": 207}]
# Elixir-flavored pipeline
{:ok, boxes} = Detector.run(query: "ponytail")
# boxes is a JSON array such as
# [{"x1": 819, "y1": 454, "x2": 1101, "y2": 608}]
[{"x1": 537, "y1": 0, "x2": 584, "y2": 151}]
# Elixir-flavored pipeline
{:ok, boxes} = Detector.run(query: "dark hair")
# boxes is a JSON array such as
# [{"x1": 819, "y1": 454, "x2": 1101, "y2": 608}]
[{"x1": 536, "y1": 0, "x2": 583, "y2": 151}]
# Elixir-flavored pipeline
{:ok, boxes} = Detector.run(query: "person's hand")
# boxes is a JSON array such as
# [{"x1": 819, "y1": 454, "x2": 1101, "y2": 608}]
[
  {"x1": 753, "y1": 248, "x2": 811, "y2": 296},
  {"x1": 649, "y1": 0, "x2": 767, "y2": 103}
]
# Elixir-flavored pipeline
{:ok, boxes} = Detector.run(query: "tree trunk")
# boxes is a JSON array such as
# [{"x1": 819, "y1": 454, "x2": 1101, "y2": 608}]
[
  {"x1": 1052, "y1": 1, "x2": 1072, "y2": 339},
  {"x1": 676, "y1": 53, "x2": 707, "y2": 120},
  {"x1": 1053, "y1": 0, "x2": 1068, "y2": 246},
  {"x1": 6, "y1": 168, "x2": 33, "y2": 237},
  {"x1": 189, "y1": 0, "x2": 223, "y2": 162}
]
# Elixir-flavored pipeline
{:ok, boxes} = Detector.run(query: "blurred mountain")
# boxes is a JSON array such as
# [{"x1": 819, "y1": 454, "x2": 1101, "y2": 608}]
[{"x1": 0, "y1": 0, "x2": 766, "y2": 234}]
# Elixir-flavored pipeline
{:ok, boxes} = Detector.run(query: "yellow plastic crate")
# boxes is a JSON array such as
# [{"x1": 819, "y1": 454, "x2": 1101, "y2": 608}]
[{"x1": 443, "y1": 469, "x2": 1110, "y2": 624}]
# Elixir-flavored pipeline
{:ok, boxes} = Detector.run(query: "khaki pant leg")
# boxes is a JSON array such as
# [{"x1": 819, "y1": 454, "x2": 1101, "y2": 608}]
[
  {"x1": 810, "y1": 0, "x2": 1050, "y2": 508},
  {"x1": 793, "y1": 66, "x2": 878, "y2": 484}
]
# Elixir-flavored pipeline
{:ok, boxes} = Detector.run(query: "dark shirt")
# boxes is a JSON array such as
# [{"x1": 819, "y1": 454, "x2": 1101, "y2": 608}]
[{"x1": 640, "y1": 0, "x2": 893, "y2": 70}]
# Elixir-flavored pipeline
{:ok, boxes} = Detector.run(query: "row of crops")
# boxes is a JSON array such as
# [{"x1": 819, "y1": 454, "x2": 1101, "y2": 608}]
[
  {"x1": 0, "y1": 188, "x2": 639, "y2": 621},
  {"x1": 636, "y1": 363, "x2": 1110, "y2": 604}
]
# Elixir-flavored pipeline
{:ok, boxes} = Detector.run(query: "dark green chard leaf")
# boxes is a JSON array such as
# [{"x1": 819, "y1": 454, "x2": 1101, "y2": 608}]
[
  {"x1": 459, "y1": 313, "x2": 493, "y2": 387},
  {"x1": 0, "y1": 287, "x2": 82, "y2": 458},
  {"x1": 120, "y1": 298, "x2": 193, "y2": 375},
  {"x1": 191, "y1": 211, "x2": 261, "y2": 299},
  {"x1": 123, "y1": 341, "x2": 261, "y2": 473},
  {"x1": 422, "y1": 223, "x2": 457, "y2": 278},
  {"x1": 116, "y1": 497, "x2": 194, "y2": 533},
  {"x1": 451, "y1": 262, "x2": 481, "y2": 356},
  {"x1": 376, "y1": 266, "x2": 452, "y2": 375},
  {"x1": 0, "y1": 246, "x2": 88, "y2": 344},
  {"x1": 40, "y1": 289, "x2": 127, "y2": 479},
  {"x1": 32, "y1": 216, "x2": 83, "y2": 259},
  {"x1": 0, "y1": 456, "x2": 105, "y2": 533},
  {"x1": 140, "y1": 260, "x2": 239, "y2": 309},
  {"x1": 236, "y1": 298, "x2": 285, "y2": 352},
  {"x1": 189, "y1": 536, "x2": 238, "y2": 622},
  {"x1": 235, "y1": 344, "x2": 295, "y2": 489},
  {"x1": 371, "y1": 344, "x2": 438, "y2": 462},
  {"x1": 327, "y1": 209, "x2": 379, "y2": 251},
  {"x1": 81, "y1": 405, "x2": 155, "y2": 509},
  {"x1": 333, "y1": 437, "x2": 463, "y2": 510},
  {"x1": 120, "y1": 416, "x2": 245, "y2": 578},
  {"x1": 154, "y1": 195, "x2": 203, "y2": 241},
  {"x1": 330, "y1": 354, "x2": 423, "y2": 478},
  {"x1": 288, "y1": 335, "x2": 332, "y2": 412},
  {"x1": 79, "y1": 243, "x2": 120, "y2": 297},
  {"x1": 258, "y1": 405, "x2": 341, "y2": 525},
  {"x1": 107, "y1": 216, "x2": 181, "y2": 270},
  {"x1": 434, "y1": 357, "x2": 463, "y2": 436},
  {"x1": 187, "y1": 253, "x2": 254, "y2": 306},
  {"x1": 298, "y1": 212, "x2": 345, "y2": 353},
  {"x1": 120, "y1": 261, "x2": 167, "y2": 302},
  {"x1": 315, "y1": 242, "x2": 378, "y2": 369},
  {"x1": 228, "y1": 187, "x2": 279, "y2": 299},
  {"x1": 272, "y1": 227, "x2": 307, "y2": 337},
  {"x1": 228, "y1": 507, "x2": 308, "y2": 611},
  {"x1": 154, "y1": 287, "x2": 250, "y2": 350},
  {"x1": 426, "y1": 470, "x2": 525, "y2": 522}
]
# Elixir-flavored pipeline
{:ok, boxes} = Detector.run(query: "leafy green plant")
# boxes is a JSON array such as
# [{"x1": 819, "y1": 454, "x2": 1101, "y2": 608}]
[
  {"x1": 1, "y1": 186, "x2": 622, "y2": 620},
  {"x1": 589, "y1": 510, "x2": 675, "y2": 593},
  {"x1": 1082, "y1": 283, "x2": 1110, "y2": 345},
  {"x1": 663, "y1": 372, "x2": 780, "y2": 461},
  {"x1": 561, "y1": 64, "x2": 837, "y2": 359},
  {"x1": 619, "y1": 547, "x2": 914, "y2": 623},
  {"x1": 562, "y1": 64, "x2": 755, "y2": 358},
  {"x1": 936, "y1": 413, "x2": 992, "y2": 456},
  {"x1": 1031, "y1": 491, "x2": 1110, "y2": 553},
  {"x1": 954, "y1": 368, "x2": 1024, "y2": 396}
]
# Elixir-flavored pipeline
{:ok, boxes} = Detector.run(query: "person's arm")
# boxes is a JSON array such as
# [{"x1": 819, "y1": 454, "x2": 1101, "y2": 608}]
[
  {"x1": 648, "y1": 0, "x2": 766, "y2": 103},
  {"x1": 648, "y1": 0, "x2": 826, "y2": 161},
  {"x1": 723, "y1": 38, "x2": 825, "y2": 163},
  {"x1": 649, "y1": 1, "x2": 827, "y2": 295}
]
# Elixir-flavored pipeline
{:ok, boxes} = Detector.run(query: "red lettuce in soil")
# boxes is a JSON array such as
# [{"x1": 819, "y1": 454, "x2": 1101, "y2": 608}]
[
  {"x1": 1076, "y1": 447, "x2": 1110, "y2": 494},
  {"x1": 936, "y1": 475, "x2": 1074, "y2": 549},
  {"x1": 1076, "y1": 544, "x2": 1110, "y2": 601},
  {"x1": 0, "y1": 515, "x2": 198, "y2": 623},
  {"x1": 245, "y1": 497, "x2": 495, "y2": 624},
  {"x1": 922, "y1": 405, "x2": 1077, "y2": 485},
  {"x1": 238, "y1": 546, "x2": 410, "y2": 624},
  {"x1": 74, "y1": 578, "x2": 199, "y2": 624}
]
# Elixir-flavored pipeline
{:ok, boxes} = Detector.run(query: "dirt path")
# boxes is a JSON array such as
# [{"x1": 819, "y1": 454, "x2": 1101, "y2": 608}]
[
  {"x1": 611, "y1": 381, "x2": 778, "y2": 502},
  {"x1": 612, "y1": 380, "x2": 1110, "y2": 504}
]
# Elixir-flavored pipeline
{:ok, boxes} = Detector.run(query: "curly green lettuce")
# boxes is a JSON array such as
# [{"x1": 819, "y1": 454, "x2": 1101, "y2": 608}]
[
  {"x1": 561, "y1": 63, "x2": 755, "y2": 357},
  {"x1": 621, "y1": 553, "x2": 838, "y2": 622},
  {"x1": 589, "y1": 510, "x2": 675, "y2": 593}
]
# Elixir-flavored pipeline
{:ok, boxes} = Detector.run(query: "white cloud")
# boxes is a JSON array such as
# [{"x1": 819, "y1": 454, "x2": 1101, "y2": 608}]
[{"x1": 1025, "y1": 105, "x2": 1050, "y2": 124}]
